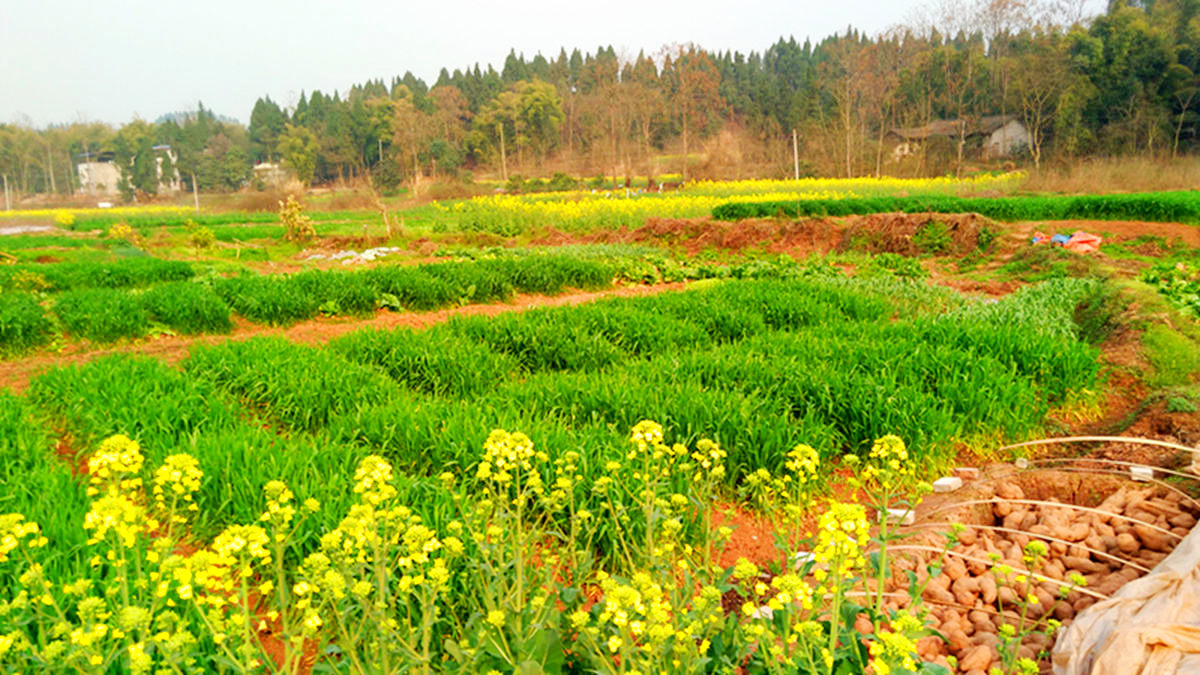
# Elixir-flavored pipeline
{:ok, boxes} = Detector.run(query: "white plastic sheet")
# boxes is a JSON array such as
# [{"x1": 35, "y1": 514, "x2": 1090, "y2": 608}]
[{"x1": 1053, "y1": 524, "x2": 1200, "y2": 674}]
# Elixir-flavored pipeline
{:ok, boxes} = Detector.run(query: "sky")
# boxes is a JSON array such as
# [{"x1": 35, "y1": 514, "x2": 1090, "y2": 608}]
[{"x1": 1, "y1": 0, "x2": 1105, "y2": 128}]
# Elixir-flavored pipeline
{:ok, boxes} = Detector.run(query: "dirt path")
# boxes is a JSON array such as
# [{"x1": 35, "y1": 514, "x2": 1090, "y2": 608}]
[{"x1": 0, "y1": 282, "x2": 688, "y2": 394}]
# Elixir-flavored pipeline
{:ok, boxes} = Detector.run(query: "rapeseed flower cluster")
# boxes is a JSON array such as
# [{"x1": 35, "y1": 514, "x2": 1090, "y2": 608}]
[
  {"x1": 786, "y1": 443, "x2": 820, "y2": 486},
  {"x1": 546, "y1": 450, "x2": 581, "y2": 513},
  {"x1": 581, "y1": 571, "x2": 724, "y2": 671},
  {"x1": 354, "y1": 454, "x2": 398, "y2": 506},
  {"x1": 259, "y1": 480, "x2": 296, "y2": 532},
  {"x1": 152, "y1": 454, "x2": 202, "y2": 523},
  {"x1": 813, "y1": 502, "x2": 870, "y2": 578},
  {"x1": 83, "y1": 436, "x2": 158, "y2": 549},
  {"x1": 211, "y1": 525, "x2": 272, "y2": 573},
  {"x1": 690, "y1": 438, "x2": 727, "y2": 482},
  {"x1": 442, "y1": 186, "x2": 859, "y2": 234},
  {"x1": 477, "y1": 429, "x2": 537, "y2": 485},
  {"x1": 83, "y1": 493, "x2": 151, "y2": 548},
  {"x1": 873, "y1": 619, "x2": 916, "y2": 672},
  {"x1": 86, "y1": 434, "x2": 145, "y2": 497},
  {"x1": 0, "y1": 514, "x2": 47, "y2": 562},
  {"x1": 865, "y1": 434, "x2": 912, "y2": 486},
  {"x1": 1, "y1": 424, "x2": 974, "y2": 673}
]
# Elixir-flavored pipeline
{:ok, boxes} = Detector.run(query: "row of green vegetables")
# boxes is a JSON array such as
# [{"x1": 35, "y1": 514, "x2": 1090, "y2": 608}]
[
  {"x1": 189, "y1": 278, "x2": 1103, "y2": 480},
  {"x1": 4, "y1": 275, "x2": 1107, "y2": 670},
  {"x1": 1143, "y1": 260, "x2": 1200, "y2": 318},
  {"x1": 1, "y1": 251, "x2": 811, "y2": 355},
  {"x1": 25, "y1": 275, "x2": 1103, "y2": 560},
  {"x1": 713, "y1": 191, "x2": 1200, "y2": 223},
  {"x1": 0, "y1": 257, "x2": 193, "y2": 293}
]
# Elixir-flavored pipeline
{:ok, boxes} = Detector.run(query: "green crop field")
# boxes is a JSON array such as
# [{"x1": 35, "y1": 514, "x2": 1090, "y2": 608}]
[
  {"x1": 0, "y1": 266, "x2": 1114, "y2": 672},
  {"x1": 713, "y1": 192, "x2": 1200, "y2": 224},
  {"x1": 0, "y1": 180, "x2": 1196, "y2": 674},
  {"x1": 13, "y1": 2, "x2": 1200, "y2": 667}
]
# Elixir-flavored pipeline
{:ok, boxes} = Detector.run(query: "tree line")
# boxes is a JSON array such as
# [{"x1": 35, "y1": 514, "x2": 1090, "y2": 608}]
[{"x1": 2, "y1": 0, "x2": 1198, "y2": 200}]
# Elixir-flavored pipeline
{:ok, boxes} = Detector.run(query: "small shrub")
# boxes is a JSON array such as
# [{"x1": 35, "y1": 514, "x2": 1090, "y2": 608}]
[
  {"x1": 1000, "y1": 246, "x2": 1096, "y2": 282},
  {"x1": 504, "y1": 174, "x2": 526, "y2": 193},
  {"x1": 862, "y1": 253, "x2": 928, "y2": 279},
  {"x1": 279, "y1": 196, "x2": 315, "y2": 243},
  {"x1": 291, "y1": 271, "x2": 377, "y2": 317},
  {"x1": 1072, "y1": 282, "x2": 1122, "y2": 344},
  {"x1": 977, "y1": 225, "x2": 999, "y2": 251},
  {"x1": 186, "y1": 220, "x2": 216, "y2": 249},
  {"x1": 546, "y1": 172, "x2": 578, "y2": 191}
]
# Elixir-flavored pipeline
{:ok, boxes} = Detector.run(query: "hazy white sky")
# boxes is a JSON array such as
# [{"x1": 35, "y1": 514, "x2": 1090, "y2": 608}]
[{"x1": 1, "y1": 0, "x2": 1103, "y2": 127}]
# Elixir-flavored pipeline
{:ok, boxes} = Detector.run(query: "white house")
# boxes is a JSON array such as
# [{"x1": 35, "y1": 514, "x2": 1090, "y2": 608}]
[
  {"x1": 981, "y1": 117, "x2": 1031, "y2": 159},
  {"x1": 888, "y1": 115, "x2": 1031, "y2": 162},
  {"x1": 151, "y1": 145, "x2": 183, "y2": 193},
  {"x1": 75, "y1": 145, "x2": 182, "y2": 196},
  {"x1": 252, "y1": 162, "x2": 290, "y2": 187}
]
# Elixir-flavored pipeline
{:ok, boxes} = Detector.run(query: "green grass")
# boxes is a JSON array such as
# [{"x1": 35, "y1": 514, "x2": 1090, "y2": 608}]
[
  {"x1": 0, "y1": 257, "x2": 194, "y2": 293},
  {"x1": 0, "y1": 394, "x2": 90, "y2": 583},
  {"x1": 16, "y1": 273, "x2": 1106, "y2": 604},
  {"x1": 1143, "y1": 324, "x2": 1200, "y2": 387},
  {"x1": 25, "y1": 355, "x2": 393, "y2": 544},
  {"x1": 181, "y1": 276, "x2": 1102, "y2": 481},
  {"x1": 140, "y1": 282, "x2": 233, "y2": 334},
  {"x1": 53, "y1": 288, "x2": 150, "y2": 343},
  {"x1": 0, "y1": 293, "x2": 55, "y2": 356},
  {"x1": 214, "y1": 274, "x2": 322, "y2": 325},
  {"x1": 184, "y1": 338, "x2": 402, "y2": 432}
]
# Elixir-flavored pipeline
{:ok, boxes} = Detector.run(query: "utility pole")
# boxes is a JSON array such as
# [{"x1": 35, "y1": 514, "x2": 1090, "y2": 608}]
[
  {"x1": 792, "y1": 128, "x2": 800, "y2": 180},
  {"x1": 83, "y1": 144, "x2": 93, "y2": 194},
  {"x1": 3, "y1": 174, "x2": 9, "y2": 210},
  {"x1": 191, "y1": 172, "x2": 200, "y2": 213},
  {"x1": 46, "y1": 145, "x2": 57, "y2": 194},
  {"x1": 498, "y1": 123, "x2": 508, "y2": 182}
]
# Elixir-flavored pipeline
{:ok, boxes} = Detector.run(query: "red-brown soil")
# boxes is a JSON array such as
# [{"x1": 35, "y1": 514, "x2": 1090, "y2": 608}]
[{"x1": 531, "y1": 212, "x2": 998, "y2": 259}]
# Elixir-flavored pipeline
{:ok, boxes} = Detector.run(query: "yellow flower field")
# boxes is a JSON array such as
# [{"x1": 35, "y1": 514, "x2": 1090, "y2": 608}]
[
  {"x1": 0, "y1": 206, "x2": 190, "y2": 227},
  {"x1": 439, "y1": 172, "x2": 1025, "y2": 234}
]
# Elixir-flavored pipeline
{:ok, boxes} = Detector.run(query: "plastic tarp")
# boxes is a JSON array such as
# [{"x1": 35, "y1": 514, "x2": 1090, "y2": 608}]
[
  {"x1": 1029, "y1": 230, "x2": 1102, "y2": 253},
  {"x1": 1063, "y1": 231, "x2": 1103, "y2": 254},
  {"x1": 1053, "y1": 523, "x2": 1200, "y2": 674}
]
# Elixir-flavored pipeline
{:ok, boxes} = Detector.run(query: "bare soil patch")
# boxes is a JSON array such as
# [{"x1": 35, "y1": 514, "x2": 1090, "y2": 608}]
[
  {"x1": 836, "y1": 212, "x2": 996, "y2": 256},
  {"x1": 532, "y1": 212, "x2": 999, "y2": 259}
]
